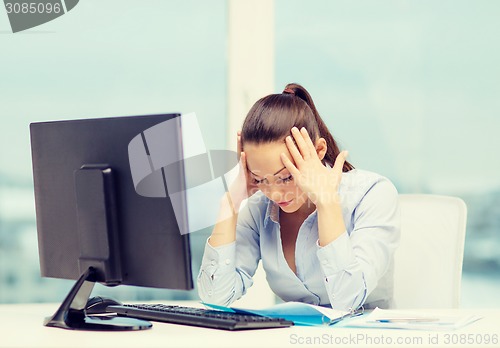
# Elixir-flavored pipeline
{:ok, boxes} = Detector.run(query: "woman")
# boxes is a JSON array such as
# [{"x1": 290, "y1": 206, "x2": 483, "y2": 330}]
[{"x1": 197, "y1": 83, "x2": 400, "y2": 311}]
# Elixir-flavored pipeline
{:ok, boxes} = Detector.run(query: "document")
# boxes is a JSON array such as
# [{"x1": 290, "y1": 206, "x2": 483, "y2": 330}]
[
  {"x1": 346, "y1": 308, "x2": 482, "y2": 331},
  {"x1": 203, "y1": 301, "x2": 362, "y2": 326}
]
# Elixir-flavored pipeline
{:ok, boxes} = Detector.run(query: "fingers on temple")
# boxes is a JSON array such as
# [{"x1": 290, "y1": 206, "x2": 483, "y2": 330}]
[
  {"x1": 300, "y1": 127, "x2": 317, "y2": 154},
  {"x1": 280, "y1": 152, "x2": 300, "y2": 177},
  {"x1": 240, "y1": 151, "x2": 247, "y2": 170},
  {"x1": 285, "y1": 135, "x2": 304, "y2": 166},
  {"x1": 291, "y1": 127, "x2": 311, "y2": 158}
]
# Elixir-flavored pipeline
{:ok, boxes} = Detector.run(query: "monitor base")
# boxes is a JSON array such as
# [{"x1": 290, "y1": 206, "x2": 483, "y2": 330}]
[{"x1": 44, "y1": 267, "x2": 152, "y2": 331}]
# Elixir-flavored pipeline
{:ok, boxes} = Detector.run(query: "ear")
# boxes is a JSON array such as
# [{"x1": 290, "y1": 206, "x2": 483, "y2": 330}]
[{"x1": 315, "y1": 138, "x2": 327, "y2": 161}]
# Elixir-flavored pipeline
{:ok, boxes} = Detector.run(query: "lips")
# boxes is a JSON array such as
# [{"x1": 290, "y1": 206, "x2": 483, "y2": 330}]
[{"x1": 277, "y1": 200, "x2": 293, "y2": 207}]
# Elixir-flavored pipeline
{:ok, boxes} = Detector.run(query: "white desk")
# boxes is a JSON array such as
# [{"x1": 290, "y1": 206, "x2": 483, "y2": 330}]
[{"x1": 2, "y1": 302, "x2": 499, "y2": 348}]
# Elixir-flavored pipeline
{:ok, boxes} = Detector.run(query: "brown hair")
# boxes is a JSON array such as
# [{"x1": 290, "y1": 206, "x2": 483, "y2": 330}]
[{"x1": 241, "y1": 83, "x2": 354, "y2": 171}]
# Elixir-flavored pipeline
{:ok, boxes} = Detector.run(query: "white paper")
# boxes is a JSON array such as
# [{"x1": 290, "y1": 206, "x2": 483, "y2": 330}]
[{"x1": 347, "y1": 307, "x2": 482, "y2": 331}]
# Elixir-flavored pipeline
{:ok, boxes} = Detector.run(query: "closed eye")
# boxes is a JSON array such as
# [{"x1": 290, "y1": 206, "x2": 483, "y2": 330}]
[
  {"x1": 252, "y1": 177, "x2": 265, "y2": 185},
  {"x1": 280, "y1": 175, "x2": 293, "y2": 183}
]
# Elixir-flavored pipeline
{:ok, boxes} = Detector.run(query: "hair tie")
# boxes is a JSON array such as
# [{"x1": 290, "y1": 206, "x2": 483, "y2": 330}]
[{"x1": 283, "y1": 88, "x2": 295, "y2": 95}]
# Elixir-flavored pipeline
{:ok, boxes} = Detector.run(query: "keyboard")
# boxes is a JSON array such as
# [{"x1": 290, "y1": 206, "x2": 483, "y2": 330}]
[{"x1": 107, "y1": 304, "x2": 294, "y2": 331}]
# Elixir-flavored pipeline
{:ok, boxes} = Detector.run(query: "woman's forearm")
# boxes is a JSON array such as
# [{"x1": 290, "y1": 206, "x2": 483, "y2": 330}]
[
  {"x1": 316, "y1": 197, "x2": 346, "y2": 247},
  {"x1": 208, "y1": 193, "x2": 238, "y2": 247}
]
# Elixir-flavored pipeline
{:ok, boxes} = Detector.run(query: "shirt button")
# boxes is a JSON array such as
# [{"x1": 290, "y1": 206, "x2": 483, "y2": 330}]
[
  {"x1": 208, "y1": 290, "x2": 213, "y2": 296},
  {"x1": 225, "y1": 259, "x2": 231, "y2": 265},
  {"x1": 211, "y1": 260, "x2": 216, "y2": 266}
]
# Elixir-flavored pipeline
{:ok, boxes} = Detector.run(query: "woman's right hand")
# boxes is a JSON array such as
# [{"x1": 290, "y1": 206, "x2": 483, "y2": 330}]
[
  {"x1": 237, "y1": 131, "x2": 259, "y2": 198},
  {"x1": 209, "y1": 131, "x2": 259, "y2": 247},
  {"x1": 227, "y1": 131, "x2": 259, "y2": 212}
]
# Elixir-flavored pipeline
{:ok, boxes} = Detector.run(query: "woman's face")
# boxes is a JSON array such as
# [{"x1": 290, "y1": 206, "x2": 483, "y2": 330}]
[{"x1": 244, "y1": 141, "x2": 310, "y2": 214}]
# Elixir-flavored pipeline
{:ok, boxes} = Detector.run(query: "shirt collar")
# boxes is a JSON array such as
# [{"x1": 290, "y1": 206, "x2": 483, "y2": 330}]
[{"x1": 264, "y1": 198, "x2": 279, "y2": 228}]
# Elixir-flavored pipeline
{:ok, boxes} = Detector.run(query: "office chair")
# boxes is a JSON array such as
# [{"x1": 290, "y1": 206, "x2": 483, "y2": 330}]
[{"x1": 393, "y1": 194, "x2": 467, "y2": 309}]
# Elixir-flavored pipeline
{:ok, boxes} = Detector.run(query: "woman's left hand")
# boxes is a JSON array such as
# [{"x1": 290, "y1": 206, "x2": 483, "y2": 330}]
[{"x1": 280, "y1": 127, "x2": 348, "y2": 207}]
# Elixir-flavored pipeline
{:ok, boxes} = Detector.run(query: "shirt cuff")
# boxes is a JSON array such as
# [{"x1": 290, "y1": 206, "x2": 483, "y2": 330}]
[
  {"x1": 202, "y1": 237, "x2": 237, "y2": 276},
  {"x1": 316, "y1": 231, "x2": 356, "y2": 275}
]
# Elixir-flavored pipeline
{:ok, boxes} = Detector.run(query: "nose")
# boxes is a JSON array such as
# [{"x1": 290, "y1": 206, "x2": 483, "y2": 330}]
[{"x1": 262, "y1": 183, "x2": 286, "y2": 202}]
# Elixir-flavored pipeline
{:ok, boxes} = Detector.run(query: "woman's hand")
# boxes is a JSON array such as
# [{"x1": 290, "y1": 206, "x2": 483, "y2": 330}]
[
  {"x1": 237, "y1": 131, "x2": 259, "y2": 197},
  {"x1": 226, "y1": 131, "x2": 259, "y2": 213},
  {"x1": 280, "y1": 127, "x2": 348, "y2": 207}
]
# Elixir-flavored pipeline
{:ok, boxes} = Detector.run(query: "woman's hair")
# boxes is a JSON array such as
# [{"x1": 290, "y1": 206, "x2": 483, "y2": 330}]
[{"x1": 241, "y1": 83, "x2": 354, "y2": 171}]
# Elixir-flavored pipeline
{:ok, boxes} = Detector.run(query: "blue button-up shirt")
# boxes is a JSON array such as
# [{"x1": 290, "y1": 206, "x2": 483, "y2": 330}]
[{"x1": 197, "y1": 169, "x2": 401, "y2": 311}]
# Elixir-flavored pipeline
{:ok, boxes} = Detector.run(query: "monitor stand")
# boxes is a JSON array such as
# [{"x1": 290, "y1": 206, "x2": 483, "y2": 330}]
[{"x1": 44, "y1": 267, "x2": 152, "y2": 331}]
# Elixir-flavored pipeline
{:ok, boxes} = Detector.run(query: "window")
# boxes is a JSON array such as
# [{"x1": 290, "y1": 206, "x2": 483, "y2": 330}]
[
  {"x1": 0, "y1": 0, "x2": 227, "y2": 303},
  {"x1": 275, "y1": 0, "x2": 500, "y2": 307}
]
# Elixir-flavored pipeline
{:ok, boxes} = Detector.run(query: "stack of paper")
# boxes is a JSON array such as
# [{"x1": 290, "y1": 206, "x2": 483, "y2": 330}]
[
  {"x1": 203, "y1": 301, "x2": 360, "y2": 326},
  {"x1": 346, "y1": 308, "x2": 482, "y2": 331}
]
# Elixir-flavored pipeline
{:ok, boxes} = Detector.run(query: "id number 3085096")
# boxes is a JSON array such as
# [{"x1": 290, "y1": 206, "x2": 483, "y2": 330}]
[
  {"x1": 5, "y1": 2, "x2": 62, "y2": 14},
  {"x1": 443, "y1": 333, "x2": 498, "y2": 345}
]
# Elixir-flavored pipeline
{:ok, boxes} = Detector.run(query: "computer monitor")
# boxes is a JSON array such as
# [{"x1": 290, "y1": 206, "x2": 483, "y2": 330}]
[{"x1": 30, "y1": 113, "x2": 193, "y2": 331}]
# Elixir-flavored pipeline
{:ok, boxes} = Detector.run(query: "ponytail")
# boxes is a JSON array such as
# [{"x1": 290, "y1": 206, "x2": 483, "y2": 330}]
[{"x1": 283, "y1": 83, "x2": 354, "y2": 172}]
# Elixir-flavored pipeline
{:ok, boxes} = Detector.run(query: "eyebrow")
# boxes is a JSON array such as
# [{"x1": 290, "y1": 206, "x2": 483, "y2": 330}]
[{"x1": 249, "y1": 166, "x2": 287, "y2": 178}]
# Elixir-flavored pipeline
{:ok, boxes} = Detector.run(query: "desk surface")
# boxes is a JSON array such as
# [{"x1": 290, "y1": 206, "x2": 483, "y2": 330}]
[{"x1": 2, "y1": 302, "x2": 499, "y2": 348}]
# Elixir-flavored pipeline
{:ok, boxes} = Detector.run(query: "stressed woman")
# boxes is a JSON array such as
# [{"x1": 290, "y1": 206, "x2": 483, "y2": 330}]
[{"x1": 197, "y1": 83, "x2": 400, "y2": 311}]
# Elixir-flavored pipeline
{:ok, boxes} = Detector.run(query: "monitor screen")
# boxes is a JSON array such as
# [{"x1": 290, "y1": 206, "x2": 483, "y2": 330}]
[{"x1": 30, "y1": 113, "x2": 193, "y2": 330}]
